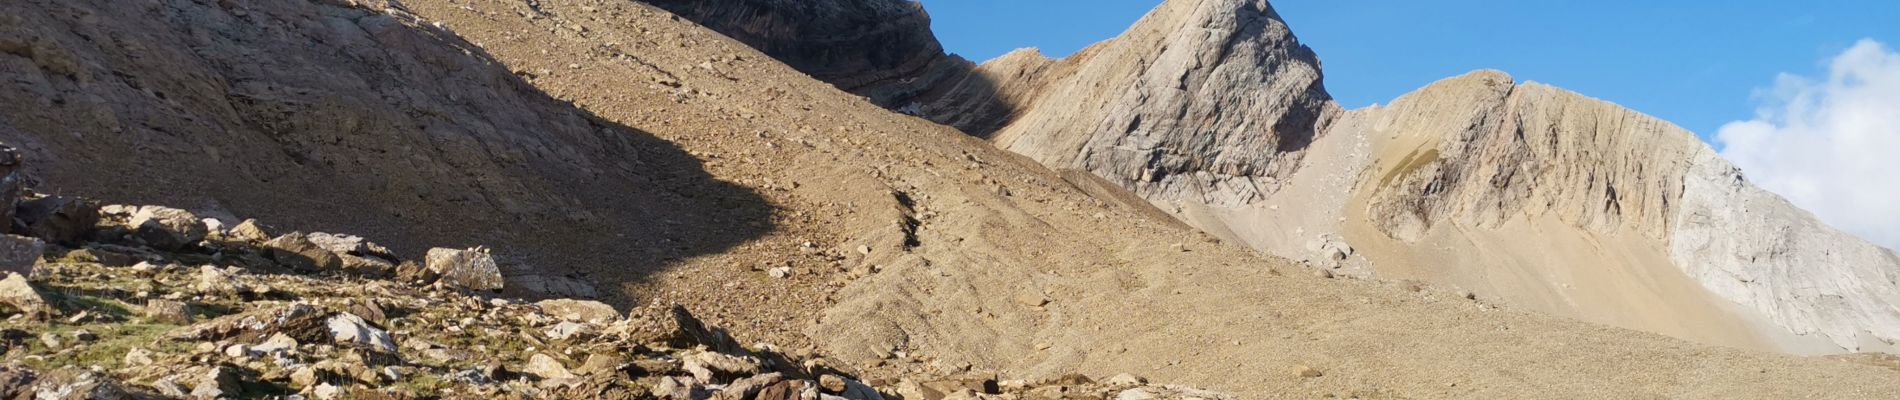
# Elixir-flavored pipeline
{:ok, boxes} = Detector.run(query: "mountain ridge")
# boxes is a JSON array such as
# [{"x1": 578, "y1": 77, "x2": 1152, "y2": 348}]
[{"x1": 668, "y1": 0, "x2": 1900, "y2": 354}]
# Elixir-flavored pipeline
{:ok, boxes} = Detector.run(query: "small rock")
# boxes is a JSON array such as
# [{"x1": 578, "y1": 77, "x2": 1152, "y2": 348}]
[
  {"x1": 124, "y1": 348, "x2": 155, "y2": 366},
  {"x1": 326, "y1": 313, "x2": 396, "y2": 353},
  {"x1": 0, "y1": 235, "x2": 42, "y2": 277},
  {"x1": 683, "y1": 351, "x2": 762, "y2": 382},
  {"x1": 524, "y1": 353, "x2": 575, "y2": 380},
  {"x1": 722, "y1": 373, "x2": 784, "y2": 400},
  {"x1": 253, "y1": 333, "x2": 299, "y2": 355},
  {"x1": 341, "y1": 299, "x2": 386, "y2": 325},
  {"x1": 1015, "y1": 293, "x2": 1050, "y2": 307},
  {"x1": 227, "y1": 219, "x2": 273, "y2": 243},
  {"x1": 424, "y1": 247, "x2": 504, "y2": 291},
  {"x1": 819, "y1": 374, "x2": 848, "y2": 393},
  {"x1": 69, "y1": 330, "x2": 97, "y2": 342},
  {"x1": 190, "y1": 366, "x2": 239, "y2": 399},
  {"x1": 753, "y1": 380, "x2": 805, "y2": 400},
  {"x1": 289, "y1": 366, "x2": 323, "y2": 389},
  {"x1": 653, "y1": 376, "x2": 706, "y2": 399},
  {"x1": 0, "y1": 273, "x2": 47, "y2": 318},
  {"x1": 767, "y1": 266, "x2": 793, "y2": 279},
  {"x1": 312, "y1": 383, "x2": 343, "y2": 399},
  {"x1": 535, "y1": 299, "x2": 620, "y2": 323},
  {"x1": 1104, "y1": 373, "x2": 1146, "y2": 386},
  {"x1": 1294, "y1": 365, "x2": 1324, "y2": 378},
  {"x1": 145, "y1": 299, "x2": 193, "y2": 324},
  {"x1": 61, "y1": 248, "x2": 132, "y2": 267},
  {"x1": 544, "y1": 321, "x2": 591, "y2": 341},
  {"x1": 128, "y1": 206, "x2": 207, "y2": 250},
  {"x1": 223, "y1": 343, "x2": 250, "y2": 359},
  {"x1": 194, "y1": 265, "x2": 245, "y2": 297},
  {"x1": 38, "y1": 332, "x2": 60, "y2": 349},
  {"x1": 576, "y1": 353, "x2": 627, "y2": 376},
  {"x1": 150, "y1": 379, "x2": 188, "y2": 397},
  {"x1": 263, "y1": 232, "x2": 344, "y2": 273}
]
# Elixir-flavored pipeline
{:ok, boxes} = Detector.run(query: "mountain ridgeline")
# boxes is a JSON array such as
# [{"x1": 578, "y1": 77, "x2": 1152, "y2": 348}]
[
  {"x1": 668, "y1": 0, "x2": 1900, "y2": 354},
  {"x1": 6, "y1": 0, "x2": 1900, "y2": 398}
]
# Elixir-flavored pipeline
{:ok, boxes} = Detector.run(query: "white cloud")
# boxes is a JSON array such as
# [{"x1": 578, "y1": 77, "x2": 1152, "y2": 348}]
[{"x1": 1717, "y1": 39, "x2": 1900, "y2": 250}]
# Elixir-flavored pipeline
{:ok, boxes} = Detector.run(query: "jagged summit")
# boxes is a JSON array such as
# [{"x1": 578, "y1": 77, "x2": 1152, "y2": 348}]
[
  {"x1": 987, "y1": 0, "x2": 1337, "y2": 207},
  {"x1": 658, "y1": 0, "x2": 1900, "y2": 355}
]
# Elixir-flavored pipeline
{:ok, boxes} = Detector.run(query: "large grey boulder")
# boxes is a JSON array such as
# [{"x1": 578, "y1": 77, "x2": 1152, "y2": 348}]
[
  {"x1": 127, "y1": 206, "x2": 206, "y2": 251},
  {"x1": 425, "y1": 247, "x2": 504, "y2": 291},
  {"x1": 0, "y1": 235, "x2": 42, "y2": 277},
  {"x1": 14, "y1": 196, "x2": 99, "y2": 244}
]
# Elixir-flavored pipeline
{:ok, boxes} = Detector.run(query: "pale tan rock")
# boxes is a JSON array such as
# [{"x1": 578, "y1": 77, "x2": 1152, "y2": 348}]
[{"x1": 535, "y1": 299, "x2": 619, "y2": 323}]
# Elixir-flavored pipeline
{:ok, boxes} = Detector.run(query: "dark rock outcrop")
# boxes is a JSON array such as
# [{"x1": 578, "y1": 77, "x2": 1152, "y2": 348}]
[{"x1": 647, "y1": 0, "x2": 1020, "y2": 135}]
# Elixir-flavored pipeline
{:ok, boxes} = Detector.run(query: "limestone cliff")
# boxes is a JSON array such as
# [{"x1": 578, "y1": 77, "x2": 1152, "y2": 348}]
[
  {"x1": 945, "y1": 0, "x2": 1900, "y2": 353},
  {"x1": 989, "y1": 0, "x2": 1337, "y2": 206}
]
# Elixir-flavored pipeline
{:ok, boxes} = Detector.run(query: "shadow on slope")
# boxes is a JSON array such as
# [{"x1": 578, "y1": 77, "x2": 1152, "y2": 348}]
[
  {"x1": 0, "y1": 0, "x2": 770, "y2": 296},
  {"x1": 647, "y1": 0, "x2": 1022, "y2": 138}
]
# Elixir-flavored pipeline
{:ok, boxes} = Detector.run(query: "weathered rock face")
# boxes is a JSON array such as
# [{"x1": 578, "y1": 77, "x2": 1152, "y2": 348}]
[
  {"x1": 0, "y1": 0, "x2": 769, "y2": 291},
  {"x1": 1671, "y1": 149, "x2": 1900, "y2": 352},
  {"x1": 911, "y1": 0, "x2": 1900, "y2": 354},
  {"x1": 986, "y1": 0, "x2": 1337, "y2": 206}
]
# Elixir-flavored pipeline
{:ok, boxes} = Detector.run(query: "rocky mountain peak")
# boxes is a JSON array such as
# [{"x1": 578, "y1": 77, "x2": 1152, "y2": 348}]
[{"x1": 990, "y1": 0, "x2": 1338, "y2": 206}]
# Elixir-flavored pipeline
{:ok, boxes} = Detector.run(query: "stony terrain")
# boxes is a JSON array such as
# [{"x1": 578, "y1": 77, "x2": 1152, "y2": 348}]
[
  {"x1": 0, "y1": 148, "x2": 1230, "y2": 399},
  {"x1": 3, "y1": 0, "x2": 1900, "y2": 399}
]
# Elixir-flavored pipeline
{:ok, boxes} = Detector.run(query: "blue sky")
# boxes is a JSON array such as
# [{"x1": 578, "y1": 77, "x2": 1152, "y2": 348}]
[{"x1": 919, "y1": 0, "x2": 1900, "y2": 138}]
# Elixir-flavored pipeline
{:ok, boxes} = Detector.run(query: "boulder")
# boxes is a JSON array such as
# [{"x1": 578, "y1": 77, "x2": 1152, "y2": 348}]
[
  {"x1": 127, "y1": 206, "x2": 206, "y2": 250},
  {"x1": 189, "y1": 366, "x2": 239, "y2": 399},
  {"x1": 262, "y1": 232, "x2": 344, "y2": 273},
  {"x1": 508, "y1": 273, "x2": 601, "y2": 298},
  {"x1": 226, "y1": 219, "x2": 273, "y2": 243},
  {"x1": 123, "y1": 348, "x2": 155, "y2": 366},
  {"x1": 543, "y1": 321, "x2": 591, "y2": 341},
  {"x1": 340, "y1": 299, "x2": 386, "y2": 325},
  {"x1": 59, "y1": 247, "x2": 133, "y2": 267},
  {"x1": 576, "y1": 353, "x2": 628, "y2": 376},
  {"x1": 165, "y1": 302, "x2": 330, "y2": 343},
  {"x1": 652, "y1": 376, "x2": 707, "y2": 400},
  {"x1": 524, "y1": 353, "x2": 575, "y2": 380},
  {"x1": 424, "y1": 247, "x2": 504, "y2": 291},
  {"x1": 194, "y1": 265, "x2": 245, "y2": 296},
  {"x1": 717, "y1": 373, "x2": 783, "y2": 400},
  {"x1": 0, "y1": 235, "x2": 42, "y2": 277},
  {"x1": 536, "y1": 299, "x2": 620, "y2": 323},
  {"x1": 753, "y1": 380, "x2": 806, "y2": 400},
  {"x1": 0, "y1": 145, "x2": 21, "y2": 235},
  {"x1": 684, "y1": 351, "x2": 762, "y2": 383},
  {"x1": 13, "y1": 196, "x2": 98, "y2": 244},
  {"x1": 326, "y1": 312, "x2": 396, "y2": 353},
  {"x1": 0, "y1": 273, "x2": 47, "y2": 318},
  {"x1": 143, "y1": 299, "x2": 193, "y2": 324},
  {"x1": 252, "y1": 333, "x2": 299, "y2": 355},
  {"x1": 308, "y1": 233, "x2": 399, "y2": 276}
]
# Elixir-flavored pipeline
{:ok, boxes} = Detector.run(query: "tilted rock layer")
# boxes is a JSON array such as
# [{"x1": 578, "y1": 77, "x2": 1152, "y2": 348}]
[
  {"x1": 958, "y1": 0, "x2": 1900, "y2": 353},
  {"x1": 986, "y1": 0, "x2": 1337, "y2": 207}
]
